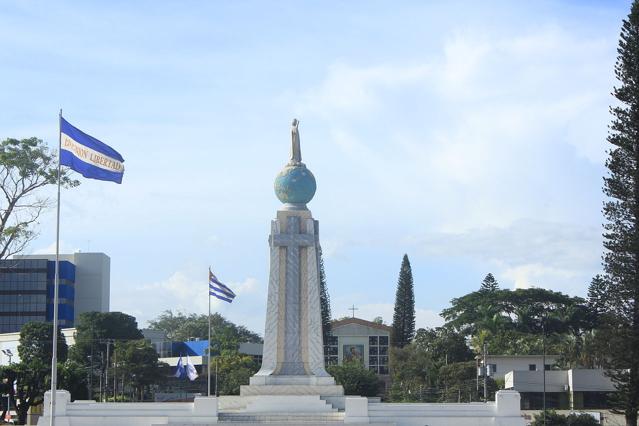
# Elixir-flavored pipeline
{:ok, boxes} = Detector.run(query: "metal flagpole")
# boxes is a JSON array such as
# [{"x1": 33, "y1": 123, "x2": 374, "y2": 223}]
[
  {"x1": 50, "y1": 109, "x2": 63, "y2": 426},
  {"x1": 208, "y1": 268, "x2": 211, "y2": 397}
]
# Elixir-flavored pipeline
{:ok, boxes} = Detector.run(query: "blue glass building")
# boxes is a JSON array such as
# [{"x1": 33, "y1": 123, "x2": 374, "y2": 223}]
[{"x1": 0, "y1": 258, "x2": 75, "y2": 333}]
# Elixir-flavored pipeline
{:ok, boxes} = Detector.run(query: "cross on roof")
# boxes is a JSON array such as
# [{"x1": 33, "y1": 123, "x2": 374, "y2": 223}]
[{"x1": 349, "y1": 304, "x2": 358, "y2": 318}]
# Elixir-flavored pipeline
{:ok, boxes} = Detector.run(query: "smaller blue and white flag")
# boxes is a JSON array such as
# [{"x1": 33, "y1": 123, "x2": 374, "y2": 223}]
[
  {"x1": 186, "y1": 354, "x2": 199, "y2": 381},
  {"x1": 209, "y1": 268, "x2": 235, "y2": 303},
  {"x1": 174, "y1": 355, "x2": 186, "y2": 379},
  {"x1": 60, "y1": 116, "x2": 125, "y2": 184}
]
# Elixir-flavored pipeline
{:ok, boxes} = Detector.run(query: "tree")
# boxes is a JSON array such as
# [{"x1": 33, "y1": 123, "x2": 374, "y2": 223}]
[
  {"x1": 392, "y1": 254, "x2": 416, "y2": 348},
  {"x1": 18, "y1": 321, "x2": 68, "y2": 365},
  {"x1": 69, "y1": 312, "x2": 144, "y2": 400},
  {"x1": 114, "y1": 340, "x2": 167, "y2": 401},
  {"x1": 327, "y1": 361, "x2": 380, "y2": 396},
  {"x1": 213, "y1": 354, "x2": 259, "y2": 395},
  {"x1": 147, "y1": 311, "x2": 262, "y2": 354},
  {"x1": 0, "y1": 137, "x2": 78, "y2": 258},
  {"x1": 479, "y1": 273, "x2": 499, "y2": 292},
  {"x1": 0, "y1": 322, "x2": 70, "y2": 424},
  {"x1": 318, "y1": 247, "x2": 332, "y2": 342},
  {"x1": 593, "y1": 2, "x2": 639, "y2": 423}
]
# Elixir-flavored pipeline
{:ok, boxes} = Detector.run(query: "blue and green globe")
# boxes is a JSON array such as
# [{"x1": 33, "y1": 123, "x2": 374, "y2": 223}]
[{"x1": 274, "y1": 164, "x2": 316, "y2": 205}]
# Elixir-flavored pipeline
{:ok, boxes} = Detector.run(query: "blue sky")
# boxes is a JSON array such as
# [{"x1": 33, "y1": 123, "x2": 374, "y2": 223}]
[{"x1": 0, "y1": 0, "x2": 631, "y2": 334}]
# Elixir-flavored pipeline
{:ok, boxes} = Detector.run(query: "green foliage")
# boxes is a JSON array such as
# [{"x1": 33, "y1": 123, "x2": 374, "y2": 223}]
[
  {"x1": 392, "y1": 254, "x2": 415, "y2": 348},
  {"x1": 70, "y1": 311, "x2": 143, "y2": 365},
  {"x1": 441, "y1": 287, "x2": 596, "y2": 357},
  {"x1": 479, "y1": 273, "x2": 499, "y2": 292},
  {"x1": 0, "y1": 137, "x2": 79, "y2": 259},
  {"x1": 114, "y1": 340, "x2": 167, "y2": 399},
  {"x1": 389, "y1": 328, "x2": 476, "y2": 402},
  {"x1": 0, "y1": 322, "x2": 74, "y2": 424},
  {"x1": 58, "y1": 360, "x2": 89, "y2": 400},
  {"x1": 214, "y1": 354, "x2": 259, "y2": 395},
  {"x1": 147, "y1": 310, "x2": 262, "y2": 354},
  {"x1": 531, "y1": 410, "x2": 598, "y2": 426},
  {"x1": 318, "y1": 246, "x2": 332, "y2": 342},
  {"x1": 18, "y1": 322, "x2": 67, "y2": 365},
  {"x1": 327, "y1": 361, "x2": 380, "y2": 397},
  {"x1": 593, "y1": 1, "x2": 639, "y2": 423}
]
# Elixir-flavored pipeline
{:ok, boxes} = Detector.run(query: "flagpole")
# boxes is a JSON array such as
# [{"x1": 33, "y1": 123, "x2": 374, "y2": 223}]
[
  {"x1": 50, "y1": 109, "x2": 63, "y2": 426},
  {"x1": 208, "y1": 268, "x2": 211, "y2": 397}
]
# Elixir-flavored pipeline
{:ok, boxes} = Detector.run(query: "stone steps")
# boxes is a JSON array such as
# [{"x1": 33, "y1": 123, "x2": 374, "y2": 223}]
[{"x1": 219, "y1": 412, "x2": 345, "y2": 423}]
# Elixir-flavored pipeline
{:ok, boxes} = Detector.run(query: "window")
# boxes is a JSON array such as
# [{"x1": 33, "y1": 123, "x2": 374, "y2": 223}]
[
  {"x1": 545, "y1": 364, "x2": 551, "y2": 371},
  {"x1": 489, "y1": 363, "x2": 497, "y2": 374},
  {"x1": 379, "y1": 336, "x2": 389, "y2": 346},
  {"x1": 529, "y1": 364, "x2": 537, "y2": 371},
  {"x1": 369, "y1": 336, "x2": 378, "y2": 346}
]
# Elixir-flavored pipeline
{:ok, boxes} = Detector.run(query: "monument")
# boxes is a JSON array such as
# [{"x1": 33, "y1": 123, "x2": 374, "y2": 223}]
[
  {"x1": 38, "y1": 119, "x2": 525, "y2": 426},
  {"x1": 239, "y1": 119, "x2": 344, "y2": 410}
]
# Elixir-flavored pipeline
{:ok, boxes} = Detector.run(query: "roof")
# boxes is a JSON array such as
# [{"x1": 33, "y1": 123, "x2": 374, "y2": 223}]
[{"x1": 331, "y1": 317, "x2": 392, "y2": 332}]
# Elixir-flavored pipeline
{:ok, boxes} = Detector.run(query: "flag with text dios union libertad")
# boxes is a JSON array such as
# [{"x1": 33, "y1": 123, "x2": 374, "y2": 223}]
[{"x1": 60, "y1": 117, "x2": 125, "y2": 183}]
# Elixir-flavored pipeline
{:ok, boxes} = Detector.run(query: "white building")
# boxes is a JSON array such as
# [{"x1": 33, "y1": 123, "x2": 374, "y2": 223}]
[
  {"x1": 505, "y1": 368, "x2": 616, "y2": 410},
  {"x1": 479, "y1": 354, "x2": 561, "y2": 380}
]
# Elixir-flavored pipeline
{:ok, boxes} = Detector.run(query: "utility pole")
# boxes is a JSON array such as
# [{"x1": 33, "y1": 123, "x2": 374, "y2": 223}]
[
  {"x1": 104, "y1": 339, "x2": 111, "y2": 402},
  {"x1": 542, "y1": 318, "x2": 546, "y2": 426}
]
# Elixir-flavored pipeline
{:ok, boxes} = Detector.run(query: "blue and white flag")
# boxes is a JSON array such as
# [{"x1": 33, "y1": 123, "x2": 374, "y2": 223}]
[
  {"x1": 174, "y1": 355, "x2": 186, "y2": 379},
  {"x1": 209, "y1": 268, "x2": 235, "y2": 303},
  {"x1": 60, "y1": 117, "x2": 125, "y2": 184},
  {"x1": 186, "y1": 354, "x2": 199, "y2": 381}
]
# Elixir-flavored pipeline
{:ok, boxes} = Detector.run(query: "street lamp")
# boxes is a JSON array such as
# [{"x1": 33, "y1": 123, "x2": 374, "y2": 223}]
[{"x1": 1, "y1": 349, "x2": 13, "y2": 420}]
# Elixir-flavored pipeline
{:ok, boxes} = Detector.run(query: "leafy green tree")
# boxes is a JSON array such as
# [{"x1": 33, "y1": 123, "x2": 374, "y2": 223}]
[
  {"x1": 318, "y1": 246, "x2": 332, "y2": 342},
  {"x1": 70, "y1": 312, "x2": 144, "y2": 400},
  {"x1": 0, "y1": 322, "x2": 70, "y2": 424},
  {"x1": 591, "y1": 3, "x2": 639, "y2": 423},
  {"x1": 413, "y1": 327, "x2": 474, "y2": 364},
  {"x1": 327, "y1": 361, "x2": 380, "y2": 397},
  {"x1": 58, "y1": 360, "x2": 89, "y2": 400},
  {"x1": 479, "y1": 273, "x2": 499, "y2": 292},
  {"x1": 389, "y1": 344, "x2": 437, "y2": 402},
  {"x1": 392, "y1": 254, "x2": 415, "y2": 348},
  {"x1": 114, "y1": 340, "x2": 167, "y2": 401},
  {"x1": 18, "y1": 321, "x2": 68, "y2": 365},
  {"x1": 0, "y1": 137, "x2": 78, "y2": 258},
  {"x1": 442, "y1": 287, "x2": 595, "y2": 357},
  {"x1": 147, "y1": 311, "x2": 262, "y2": 354},
  {"x1": 213, "y1": 354, "x2": 259, "y2": 395},
  {"x1": 438, "y1": 361, "x2": 496, "y2": 402}
]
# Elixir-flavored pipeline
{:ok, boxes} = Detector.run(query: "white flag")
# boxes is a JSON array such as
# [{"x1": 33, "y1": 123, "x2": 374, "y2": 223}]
[{"x1": 186, "y1": 355, "x2": 199, "y2": 381}]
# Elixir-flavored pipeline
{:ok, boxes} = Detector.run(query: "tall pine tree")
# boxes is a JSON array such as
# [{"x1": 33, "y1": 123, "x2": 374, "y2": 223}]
[
  {"x1": 591, "y1": 2, "x2": 639, "y2": 423},
  {"x1": 318, "y1": 246, "x2": 332, "y2": 342},
  {"x1": 479, "y1": 273, "x2": 499, "y2": 292},
  {"x1": 392, "y1": 254, "x2": 416, "y2": 348}
]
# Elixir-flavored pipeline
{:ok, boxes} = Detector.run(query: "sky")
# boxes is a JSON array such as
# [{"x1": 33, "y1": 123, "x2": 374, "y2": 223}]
[{"x1": 0, "y1": 0, "x2": 632, "y2": 335}]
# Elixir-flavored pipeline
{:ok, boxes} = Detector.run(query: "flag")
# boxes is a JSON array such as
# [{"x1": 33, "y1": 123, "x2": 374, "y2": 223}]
[
  {"x1": 60, "y1": 116, "x2": 125, "y2": 184},
  {"x1": 174, "y1": 355, "x2": 186, "y2": 379},
  {"x1": 209, "y1": 268, "x2": 235, "y2": 303},
  {"x1": 186, "y1": 355, "x2": 199, "y2": 381}
]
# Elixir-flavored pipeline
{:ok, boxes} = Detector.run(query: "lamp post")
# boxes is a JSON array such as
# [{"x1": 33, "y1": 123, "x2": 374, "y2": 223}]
[{"x1": 2, "y1": 349, "x2": 13, "y2": 420}]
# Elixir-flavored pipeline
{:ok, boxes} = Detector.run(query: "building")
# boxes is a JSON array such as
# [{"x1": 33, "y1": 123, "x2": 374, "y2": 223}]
[
  {"x1": 505, "y1": 368, "x2": 616, "y2": 410},
  {"x1": 478, "y1": 354, "x2": 561, "y2": 380},
  {"x1": 326, "y1": 317, "x2": 391, "y2": 376},
  {"x1": 0, "y1": 258, "x2": 75, "y2": 333},
  {"x1": 15, "y1": 252, "x2": 110, "y2": 316}
]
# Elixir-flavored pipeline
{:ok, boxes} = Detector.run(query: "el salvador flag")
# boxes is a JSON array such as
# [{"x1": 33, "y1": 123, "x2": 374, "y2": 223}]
[{"x1": 60, "y1": 117, "x2": 125, "y2": 184}]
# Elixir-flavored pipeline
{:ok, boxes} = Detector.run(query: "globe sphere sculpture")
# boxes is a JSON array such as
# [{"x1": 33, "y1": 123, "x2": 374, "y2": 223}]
[{"x1": 274, "y1": 164, "x2": 316, "y2": 206}]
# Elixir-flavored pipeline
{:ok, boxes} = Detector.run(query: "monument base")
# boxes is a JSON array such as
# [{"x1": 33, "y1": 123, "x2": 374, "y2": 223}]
[{"x1": 242, "y1": 374, "x2": 344, "y2": 397}]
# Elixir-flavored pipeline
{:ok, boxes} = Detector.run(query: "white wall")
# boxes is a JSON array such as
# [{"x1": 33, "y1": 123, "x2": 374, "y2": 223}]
[{"x1": 484, "y1": 355, "x2": 560, "y2": 380}]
